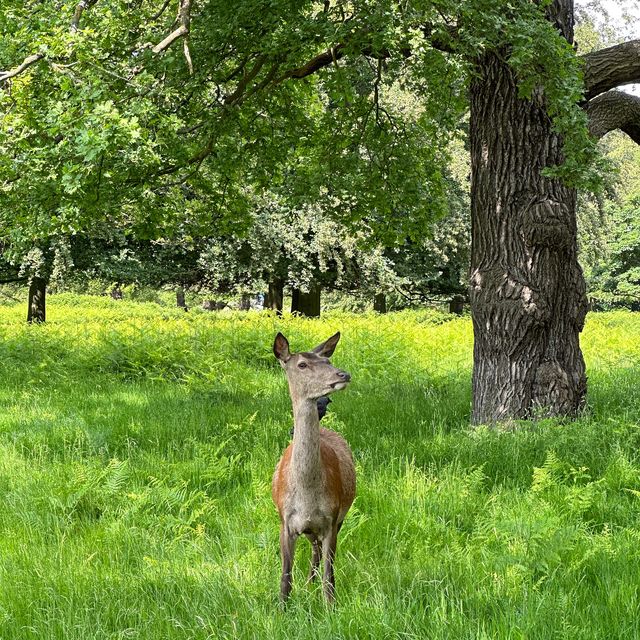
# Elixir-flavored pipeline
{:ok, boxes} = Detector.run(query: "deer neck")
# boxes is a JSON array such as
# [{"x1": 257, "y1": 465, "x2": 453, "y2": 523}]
[{"x1": 290, "y1": 396, "x2": 323, "y2": 488}]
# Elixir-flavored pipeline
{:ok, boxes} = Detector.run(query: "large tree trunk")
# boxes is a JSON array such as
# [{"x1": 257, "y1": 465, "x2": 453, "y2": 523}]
[
  {"x1": 265, "y1": 279, "x2": 284, "y2": 314},
  {"x1": 27, "y1": 277, "x2": 46, "y2": 323},
  {"x1": 469, "y1": 6, "x2": 587, "y2": 423},
  {"x1": 291, "y1": 284, "x2": 321, "y2": 317}
]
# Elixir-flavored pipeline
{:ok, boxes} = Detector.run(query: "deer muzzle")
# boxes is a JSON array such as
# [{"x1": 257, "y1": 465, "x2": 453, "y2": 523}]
[{"x1": 331, "y1": 370, "x2": 351, "y2": 389}]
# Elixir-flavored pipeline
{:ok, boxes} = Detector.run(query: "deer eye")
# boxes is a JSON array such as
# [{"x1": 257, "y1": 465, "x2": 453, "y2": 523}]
[{"x1": 298, "y1": 362, "x2": 308, "y2": 369}]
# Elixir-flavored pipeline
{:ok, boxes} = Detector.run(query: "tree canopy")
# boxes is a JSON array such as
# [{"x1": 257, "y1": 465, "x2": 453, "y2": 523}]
[{"x1": 3, "y1": 0, "x2": 634, "y2": 267}]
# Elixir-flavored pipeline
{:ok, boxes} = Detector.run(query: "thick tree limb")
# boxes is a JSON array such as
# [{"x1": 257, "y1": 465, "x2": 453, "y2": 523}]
[
  {"x1": 223, "y1": 55, "x2": 266, "y2": 105},
  {"x1": 183, "y1": 39, "x2": 194, "y2": 75},
  {"x1": 586, "y1": 90, "x2": 640, "y2": 145},
  {"x1": 278, "y1": 44, "x2": 346, "y2": 81},
  {"x1": 421, "y1": 22, "x2": 460, "y2": 54},
  {"x1": 0, "y1": 53, "x2": 44, "y2": 83},
  {"x1": 582, "y1": 39, "x2": 640, "y2": 100},
  {"x1": 0, "y1": 276, "x2": 27, "y2": 284},
  {"x1": 152, "y1": 24, "x2": 188, "y2": 54},
  {"x1": 277, "y1": 22, "x2": 457, "y2": 83}
]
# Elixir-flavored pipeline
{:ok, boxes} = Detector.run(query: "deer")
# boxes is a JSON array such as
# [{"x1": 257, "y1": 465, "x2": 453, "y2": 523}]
[{"x1": 272, "y1": 331, "x2": 356, "y2": 604}]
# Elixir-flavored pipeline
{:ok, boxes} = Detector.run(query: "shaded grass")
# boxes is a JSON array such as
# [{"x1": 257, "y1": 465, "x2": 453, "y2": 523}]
[{"x1": 0, "y1": 297, "x2": 639, "y2": 638}]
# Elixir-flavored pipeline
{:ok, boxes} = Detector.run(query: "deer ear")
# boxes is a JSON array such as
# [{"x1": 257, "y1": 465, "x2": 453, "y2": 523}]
[
  {"x1": 313, "y1": 331, "x2": 340, "y2": 357},
  {"x1": 273, "y1": 332, "x2": 291, "y2": 362}
]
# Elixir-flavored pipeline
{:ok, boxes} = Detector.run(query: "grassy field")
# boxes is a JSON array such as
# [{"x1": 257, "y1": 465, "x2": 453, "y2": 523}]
[{"x1": 0, "y1": 296, "x2": 639, "y2": 639}]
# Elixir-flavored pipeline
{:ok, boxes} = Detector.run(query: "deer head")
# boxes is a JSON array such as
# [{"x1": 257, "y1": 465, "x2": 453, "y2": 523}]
[{"x1": 273, "y1": 332, "x2": 351, "y2": 401}]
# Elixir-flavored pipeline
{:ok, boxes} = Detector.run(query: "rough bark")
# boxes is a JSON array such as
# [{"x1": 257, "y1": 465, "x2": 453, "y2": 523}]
[
  {"x1": 586, "y1": 90, "x2": 640, "y2": 144},
  {"x1": 27, "y1": 277, "x2": 46, "y2": 323},
  {"x1": 469, "y1": 44, "x2": 588, "y2": 423},
  {"x1": 582, "y1": 39, "x2": 640, "y2": 100},
  {"x1": 291, "y1": 285, "x2": 321, "y2": 317},
  {"x1": 373, "y1": 292, "x2": 387, "y2": 313},
  {"x1": 70, "y1": 0, "x2": 99, "y2": 33},
  {"x1": 266, "y1": 279, "x2": 284, "y2": 314}
]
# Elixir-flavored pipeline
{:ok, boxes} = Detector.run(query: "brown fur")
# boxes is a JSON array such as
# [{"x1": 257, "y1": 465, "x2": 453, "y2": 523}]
[{"x1": 272, "y1": 428, "x2": 356, "y2": 524}]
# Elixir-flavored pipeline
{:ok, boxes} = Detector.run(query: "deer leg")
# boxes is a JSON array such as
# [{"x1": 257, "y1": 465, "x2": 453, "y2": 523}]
[
  {"x1": 321, "y1": 524, "x2": 338, "y2": 604},
  {"x1": 307, "y1": 536, "x2": 322, "y2": 583},
  {"x1": 279, "y1": 526, "x2": 297, "y2": 603}
]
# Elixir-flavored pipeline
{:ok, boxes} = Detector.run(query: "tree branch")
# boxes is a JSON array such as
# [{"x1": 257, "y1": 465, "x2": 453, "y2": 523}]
[
  {"x1": 276, "y1": 21, "x2": 457, "y2": 83},
  {"x1": 278, "y1": 44, "x2": 346, "y2": 81},
  {"x1": 582, "y1": 39, "x2": 640, "y2": 100},
  {"x1": 183, "y1": 38, "x2": 194, "y2": 75},
  {"x1": 1, "y1": 0, "x2": 99, "y2": 84},
  {"x1": 421, "y1": 22, "x2": 460, "y2": 54},
  {"x1": 70, "y1": 0, "x2": 99, "y2": 33},
  {"x1": 585, "y1": 90, "x2": 640, "y2": 145},
  {"x1": 151, "y1": 0, "x2": 194, "y2": 74},
  {"x1": 141, "y1": 19, "x2": 459, "y2": 180},
  {"x1": 152, "y1": 24, "x2": 188, "y2": 54},
  {"x1": 150, "y1": 0, "x2": 173, "y2": 22},
  {"x1": 0, "y1": 53, "x2": 44, "y2": 83},
  {"x1": 223, "y1": 55, "x2": 266, "y2": 105}
]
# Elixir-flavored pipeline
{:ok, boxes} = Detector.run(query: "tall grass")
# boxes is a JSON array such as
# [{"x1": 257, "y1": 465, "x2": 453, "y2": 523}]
[{"x1": 0, "y1": 296, "x2": 639, "y2": 639}]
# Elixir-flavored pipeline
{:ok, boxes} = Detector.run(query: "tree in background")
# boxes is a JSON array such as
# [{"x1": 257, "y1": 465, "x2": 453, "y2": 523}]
[
  {"x1": 197, "y1": 194, "x2": 401, "y2": 316},
  {"x1": 387, "y1": 137, "x2": 470, "y2": 308},
  {"x1": 586, "y1": 194, "x2": 640, "y2": 306}
]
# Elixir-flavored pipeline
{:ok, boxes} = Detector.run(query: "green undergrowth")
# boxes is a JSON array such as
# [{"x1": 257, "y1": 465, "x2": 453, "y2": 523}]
[{"x1": 0, "y1": 296, "x2": 639, "y2": 639}]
